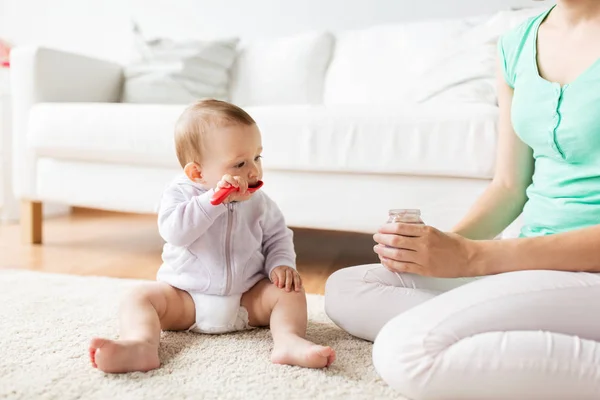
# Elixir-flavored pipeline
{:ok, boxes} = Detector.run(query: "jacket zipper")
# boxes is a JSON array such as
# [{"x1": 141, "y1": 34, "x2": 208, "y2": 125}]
[{"x1": 225, "y1": 203, "x2": 234, "y2": 294}]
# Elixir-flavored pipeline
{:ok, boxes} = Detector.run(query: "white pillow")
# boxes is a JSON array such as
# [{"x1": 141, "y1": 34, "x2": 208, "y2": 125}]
[
  {"x1": 230, "y1": 31, "x2": 334, "y2": 107},
  {"x1": 323, "y1": 8, "x2": 545, "y2": 107},
  {"x1": 122, "y1": 23, "x2": 239, "y2": 104},
  {"x1": 416, "y1": 7, "x2": 546, "y2": 105},
  {"x1": 323, "y1": 19, "x2": 478, "y2": 106}
]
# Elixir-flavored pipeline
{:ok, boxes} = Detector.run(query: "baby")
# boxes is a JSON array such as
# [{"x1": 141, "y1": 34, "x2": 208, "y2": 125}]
[{"x1": 89, "y1": 99, "x2": 335, "y2": 373}]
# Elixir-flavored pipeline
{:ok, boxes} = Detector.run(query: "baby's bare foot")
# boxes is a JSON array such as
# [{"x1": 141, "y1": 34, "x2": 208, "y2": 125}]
[
  {"x1": 89, "y1": 337, "x2": 160, "y2": 373},
  {"x1": 271, "y1": 335, "x2": 336, "y2": 368}
]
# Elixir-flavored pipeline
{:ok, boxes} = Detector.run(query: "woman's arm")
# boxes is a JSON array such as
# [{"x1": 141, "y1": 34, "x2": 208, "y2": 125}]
[
  {"x1": 474, "y1": 225, "x2": 600, "y2": 274},
  {"x1": 451, "y1": 60, "x2": 535, "y2": 240},
  {"x1": 374, "y1": 59, "x2": 600, "y2": 275},
  {"x1": 374, "y1": 221, "x2": 600, "y2": 277},
  {"x1": 453, "y1": 59, "x2": 600, "y2": 273}
]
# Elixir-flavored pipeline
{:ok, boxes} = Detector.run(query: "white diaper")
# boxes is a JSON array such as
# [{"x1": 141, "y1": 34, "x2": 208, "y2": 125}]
[{"x1": 187, "y1": 292, "x2": 253, "y2": 334}]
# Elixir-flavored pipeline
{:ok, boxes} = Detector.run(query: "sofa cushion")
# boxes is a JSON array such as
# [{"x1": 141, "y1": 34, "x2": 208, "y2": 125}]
[
  {"x1": 323, "y1": 8, "x2": 545, "y2": 107},
  {"x1": 122, "y1": 24, "x2": 239, "y2": 104},
  {"x1": 28, "y1": 102, "x2": 498, "y2": 179},
  {"x1": 250, "y1": 104, "x2": 498, "y2": 179},
  {"x1": 229, "y1": 31, "x2": 334, "y2": 107},
  {"x1": 28, "y1": 103, "x2": 185, "y2": 169},
  {"x1": 323, "y1": 17, "x2": 483, "y2": 106}
]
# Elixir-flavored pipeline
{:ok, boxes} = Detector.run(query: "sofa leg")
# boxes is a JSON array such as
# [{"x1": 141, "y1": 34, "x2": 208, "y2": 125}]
[{"x1": 21, "y1": 200, "x2": 43, "y2": 244}]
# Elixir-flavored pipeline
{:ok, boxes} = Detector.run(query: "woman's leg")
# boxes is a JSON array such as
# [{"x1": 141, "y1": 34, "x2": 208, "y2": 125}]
[
  {"x1": 324, "y1": 264, "x2": 477, "y2": 341},
  {"x1": 373, "y1": 270, "x2": 600, "y2": 400}
]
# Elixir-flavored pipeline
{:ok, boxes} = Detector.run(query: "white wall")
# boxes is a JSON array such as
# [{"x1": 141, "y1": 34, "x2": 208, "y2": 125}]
[{"x1": 0, "y1": 0, "x2": 553, "y2": 64}]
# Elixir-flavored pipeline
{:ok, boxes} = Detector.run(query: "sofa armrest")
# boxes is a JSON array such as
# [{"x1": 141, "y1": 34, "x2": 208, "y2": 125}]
[
  {"x1": 10, "y1": 46, "x2": 124, "y2": 199},
  {"x1": 10, "y1": 46, "x2": 123, "y2": 104}
]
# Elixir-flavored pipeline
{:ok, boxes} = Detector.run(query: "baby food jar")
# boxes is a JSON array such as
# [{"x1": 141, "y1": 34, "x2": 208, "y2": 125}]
[{"x1": 387, "y1": 209, "x2": 423, "y2": 224}]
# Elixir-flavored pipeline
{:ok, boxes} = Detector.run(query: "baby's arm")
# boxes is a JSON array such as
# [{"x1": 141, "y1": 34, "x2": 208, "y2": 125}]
[
  {"x1": 260, "y1": 194, "x2": 297, "y2": 279},
  {"x1": 158, "y1": 185, "x2": 226, "y2": 247}
]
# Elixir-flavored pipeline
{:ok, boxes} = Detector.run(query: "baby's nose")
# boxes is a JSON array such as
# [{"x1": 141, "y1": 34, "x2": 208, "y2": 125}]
[{"x1": 248, "y1": 166, "x2": 259, "y2": 178}]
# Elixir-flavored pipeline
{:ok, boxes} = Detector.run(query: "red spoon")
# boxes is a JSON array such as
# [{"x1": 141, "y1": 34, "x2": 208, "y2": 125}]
[{"x1": 210, "y1": 180, "x2": 264, "y2": 205}]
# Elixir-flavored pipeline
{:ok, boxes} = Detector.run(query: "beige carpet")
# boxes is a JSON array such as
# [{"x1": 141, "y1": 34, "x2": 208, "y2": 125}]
[{"x1": 0, "y1": 270, "x2": 405, "y2": 400}]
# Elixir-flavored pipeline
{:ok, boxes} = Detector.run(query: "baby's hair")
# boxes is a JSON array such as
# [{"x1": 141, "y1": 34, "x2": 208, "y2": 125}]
[{"x1": 174, "y1": 99, "x2": 256, "y2": 168}]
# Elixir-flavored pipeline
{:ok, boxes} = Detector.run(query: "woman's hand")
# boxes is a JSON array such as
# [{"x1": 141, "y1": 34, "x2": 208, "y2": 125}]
[{"x1": 373, "y1": 223, "x2": 481, "y2": 278}]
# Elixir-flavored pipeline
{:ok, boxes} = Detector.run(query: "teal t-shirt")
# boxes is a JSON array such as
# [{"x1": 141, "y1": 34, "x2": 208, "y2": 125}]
[{"x1": 498, "y1": 6, "x2": 600, "y2": 238}]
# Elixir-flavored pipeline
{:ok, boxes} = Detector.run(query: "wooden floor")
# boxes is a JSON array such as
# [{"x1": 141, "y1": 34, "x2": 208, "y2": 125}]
[{"x1": 0, "y1": 208, "x2": 378, "y2": 294}]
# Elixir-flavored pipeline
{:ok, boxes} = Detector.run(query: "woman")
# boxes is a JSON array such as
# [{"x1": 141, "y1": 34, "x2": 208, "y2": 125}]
[{"x1": 324, "y1": 2, "x2": 600, "y2": 399}]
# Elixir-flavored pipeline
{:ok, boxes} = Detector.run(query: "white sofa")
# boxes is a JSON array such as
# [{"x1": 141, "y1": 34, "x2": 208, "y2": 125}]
[{"x1": 11, "y1": 7, "x2": 542, "y2": 243}]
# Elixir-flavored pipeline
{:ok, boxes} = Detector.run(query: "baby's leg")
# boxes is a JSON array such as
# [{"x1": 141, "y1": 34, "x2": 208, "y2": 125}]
[
  {"x1": 241, "y1": 279, "x2": 335, "y2": 369},
  {"x1": 89, "y1": 282, "x2": 195, "y2": 373}
]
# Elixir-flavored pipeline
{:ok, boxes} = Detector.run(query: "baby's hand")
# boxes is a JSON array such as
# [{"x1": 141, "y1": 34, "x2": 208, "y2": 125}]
[
  {"x1": 216, "y1": 174, "x2": 251, "y2": 203},
  {"x1": 270, "y1": 266, "x2": 302, "y2": 292}
]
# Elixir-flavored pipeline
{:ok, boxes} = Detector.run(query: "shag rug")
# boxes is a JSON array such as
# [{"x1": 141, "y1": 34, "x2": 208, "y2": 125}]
[{"x1": 0, "y1": 270, "x2": 405, "y2": 400}]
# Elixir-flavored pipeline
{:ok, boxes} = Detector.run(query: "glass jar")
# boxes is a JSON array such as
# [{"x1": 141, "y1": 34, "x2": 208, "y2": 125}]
[{"x1": 387, "y1": 208, "x2": 423, "y2": 224}]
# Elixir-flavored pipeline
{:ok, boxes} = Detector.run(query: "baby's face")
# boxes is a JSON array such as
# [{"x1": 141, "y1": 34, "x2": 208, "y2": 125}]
[{"x1": 200, "y1": 123, "x2": 263, "y2": 189}]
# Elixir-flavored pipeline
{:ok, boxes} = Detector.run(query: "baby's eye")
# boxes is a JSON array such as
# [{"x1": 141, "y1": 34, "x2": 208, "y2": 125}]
[
  {"x1": 235, "y1": 161, "x2": 245, "y2": 168},
  {"x1": 255, "y1": 155, "x2": 262, "y2": 162}
]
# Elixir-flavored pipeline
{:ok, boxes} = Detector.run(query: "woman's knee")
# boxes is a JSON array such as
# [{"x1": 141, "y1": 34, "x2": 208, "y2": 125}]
[
  {"x1": 324, "y1": 264, "x2": 386, "y2": 340},
  {"x1": 324, "y1": 267, "x2": 359, "y2": 323},
  {"x1": 373, "y1": 316, "x2": 433, "y2": 398}
]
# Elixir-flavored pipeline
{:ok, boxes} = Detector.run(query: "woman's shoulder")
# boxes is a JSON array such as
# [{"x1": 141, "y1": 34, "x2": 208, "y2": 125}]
[
  {"x1": 497, "y1": 8, "x2": 550, "y2": 87},
  {"x1": 500, "y1": 10, "x2": 548, "y2": 51}
]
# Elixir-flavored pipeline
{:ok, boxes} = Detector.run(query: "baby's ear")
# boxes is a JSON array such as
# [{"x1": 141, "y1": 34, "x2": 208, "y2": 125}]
[{"x1": 183, "y1": 162, "x2": 203, "y2": 183}]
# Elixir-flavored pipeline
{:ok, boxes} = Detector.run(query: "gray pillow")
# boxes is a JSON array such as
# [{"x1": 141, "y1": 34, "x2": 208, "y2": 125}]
[{"x1": 122, "y1": 23, "x2": 239, "y2": 104}]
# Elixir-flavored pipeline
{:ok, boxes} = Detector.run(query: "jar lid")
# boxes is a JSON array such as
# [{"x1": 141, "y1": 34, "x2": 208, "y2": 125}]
[{"x1": 388, "y1": 208, "x2": 421, "y2": 215}]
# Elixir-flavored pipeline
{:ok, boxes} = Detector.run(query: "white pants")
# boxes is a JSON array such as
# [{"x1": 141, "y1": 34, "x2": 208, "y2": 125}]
[{"x1": 324, "y1": 264, "x2": 600, "y2": 400}]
